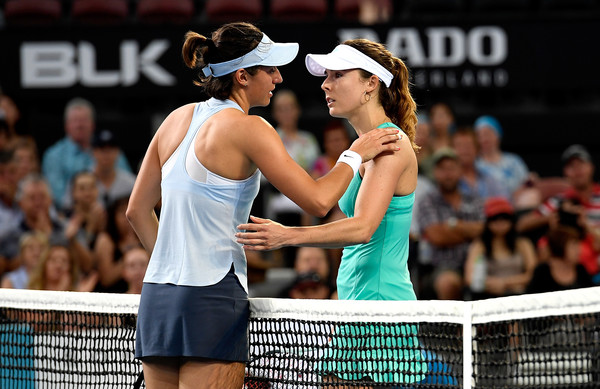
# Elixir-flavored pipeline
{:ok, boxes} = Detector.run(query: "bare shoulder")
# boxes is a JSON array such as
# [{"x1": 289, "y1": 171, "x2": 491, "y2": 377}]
[
  {"x1": 516, "y1": 237, "x2": 535, "y2": 250},
  {"x1": 225, "y1": 113, "x2": 278, "y2": 142},
  {"x1": 469, "y1": 239, "x2": 486, "y2": 252},
  {"x1": 163, "y1": 103, "x2": 196, "y2": 125},
  {"x1": 153, "y1": 103, "x2": 196, "y2": 137},
  {"x1": 371, "y1": 133, "x2": 417, "y2": 168}
]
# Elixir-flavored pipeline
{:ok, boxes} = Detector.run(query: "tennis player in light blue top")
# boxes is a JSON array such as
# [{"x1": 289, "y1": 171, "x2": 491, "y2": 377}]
[
  {"x1": 237, "y1": 38, "x2": 428, "y2": 385},
  {"x1": 127, "y1": 23, "x2": 402, "y2": 389}
]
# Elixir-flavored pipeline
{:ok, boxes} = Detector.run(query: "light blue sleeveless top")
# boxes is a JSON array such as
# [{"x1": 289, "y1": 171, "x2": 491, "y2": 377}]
[
  {"x1": 143, "y1": 98, "x2": 261, "y2": 292},
  {"x1": 337, "y1": 123, "x2": 417, "y2": 301}
]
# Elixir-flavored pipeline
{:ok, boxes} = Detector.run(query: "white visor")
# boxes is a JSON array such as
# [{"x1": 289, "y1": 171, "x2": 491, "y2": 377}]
[
  {"x1": 305, "y1": 44, "x2": 393, "y2": 87},
  {"x1": 202, "y1": 33, "x2": 299, "y2": 77}
]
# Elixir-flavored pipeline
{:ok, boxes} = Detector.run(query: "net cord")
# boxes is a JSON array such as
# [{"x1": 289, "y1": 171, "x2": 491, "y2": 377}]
[
  {"x1": 471, "y1": 286, "x2": 600, "y2": 323},
  {"x1": 2, "y1": 287, "x2": 599, "y2": 321},
  {"x1": 0, "y1": 288, "x2": 140, "y2": 314},
  {"x1": 250, "y1": 297, "x2": 466, "y2": 323}
]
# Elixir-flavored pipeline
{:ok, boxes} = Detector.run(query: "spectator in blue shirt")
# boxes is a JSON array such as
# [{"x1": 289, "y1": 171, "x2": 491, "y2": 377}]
[
  {"x1": 41, "y1": 98, "x2": 131, "y2": 210},
  {"x1": 452, "y1": 127, "x2": 509, "y2": 200},
  {"x1": 474, "y1": 115, "x2": 529, "y2": 198}
]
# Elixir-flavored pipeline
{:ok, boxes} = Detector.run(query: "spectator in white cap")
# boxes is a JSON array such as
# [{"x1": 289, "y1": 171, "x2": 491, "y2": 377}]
[
  {"x1": 127, "y1": 23, "x2": 400, "y2": 388},
  {"x1": 474, "y1": 115, "x2": 529, "y2": 198}
]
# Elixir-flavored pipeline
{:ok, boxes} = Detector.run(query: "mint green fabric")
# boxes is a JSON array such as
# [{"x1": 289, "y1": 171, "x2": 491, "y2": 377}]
[
  {"x1": 337, "y1": 123, "x2": 416, "y2": 302},
  {"x1": 316, "y1": 323, "x2": 427, "y2": 383},
  {"x1": 320, "y1": 123, "x2": 426, "y2": 383}
]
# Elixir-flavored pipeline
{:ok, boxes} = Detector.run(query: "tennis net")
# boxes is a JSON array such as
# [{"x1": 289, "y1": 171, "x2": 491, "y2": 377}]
[{"x1": 1, "y1": 287, "x2": 599, "y2": 388}]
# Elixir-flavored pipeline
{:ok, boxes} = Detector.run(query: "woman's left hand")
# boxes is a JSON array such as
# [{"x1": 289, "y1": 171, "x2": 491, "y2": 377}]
[{"x1": 236, "y1": 216, "x2": 289, "y2": 251}]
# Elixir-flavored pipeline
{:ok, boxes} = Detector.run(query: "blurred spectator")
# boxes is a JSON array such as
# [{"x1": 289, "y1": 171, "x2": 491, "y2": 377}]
[
  {"x1": 93, "y1": 196, "x2": 141, "y2": 293},
  {"x1": 358, "y1": 0, "x2": 392, "y2": 24},
  {"x1": 0, "y1": 174, "x2": 65, "y2": 266},
  {"x1": 12, "y1": 138, "x2": 40, "y2": 182},
  {"x1": 41, "y1": 98, "x2": 131, "y2": 210},
  {"x1": 280, "y1": 247, "x2": 333, "y2": 299},
  {"x1": 474, "y1": 115, "x2": 529, "y2": 198},
  {"x1": 0, "y1": 109, "x2": 12, "y2": 151},
  {"x1": 122, "y1": 246, "x2": 149, "y2": 294},
  {"x1": 416, "y1": 148, "x2": 485, "y2": 300},
  {"x1": 409, "y1": 116, "x2": 437, "y2": 282},
  {"x1": 428, "y1": 102, "x2": 456, "y2": 152},
  {"x1": 415, "y1": 113, "x2": 435, "y2": 180},
  {"x1": 27, "y1": 242, "x2": 96, "y2": 292},
  {"x1": 62, "y1": 130, "x2": 136, "y2": 210},
  {"x1": 63, "y1": 171, "x2": 106, "y2": 268},
  {"x1": 272, "y1": 90, "x2": 320, "y2": 172},
  {"x1": 92, "y1": 129, "x2": 136, "y2": 208},
  {"x1": 526, "y1": 226, "x2": 594, "y2": 293},
  {"x1": 534, "y1": 197, "x2": 600, "y2": 280},
  {"x1": 311, "y1": 120, "x2": 351, "y2": 179},
  {"x1": 517, "y1": 144, "x2": 600, "y2": 270},
  {"x1": 1, "y1": 232, "x2": 48, "y2": 289},
  {"x1": 0, "y1": 149, "x2": 21, "y2": 237},
  {"x1": 464, "y1": 197, "x2": 537, "y2": 300},
  {"x1": 287, "y1": 272, "x2": 332, "y2": 299},
  {"x1": 452, "y1": 127, "x2": 509, "y2": 200},
  {"x1": 0, "y1": 93, "x2": 22, "y2": 142}
]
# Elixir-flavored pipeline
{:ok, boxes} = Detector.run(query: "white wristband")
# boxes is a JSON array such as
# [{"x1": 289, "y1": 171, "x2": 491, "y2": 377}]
[{"x1": 336, "y1": 149, "x2": 362, "y2": 176}]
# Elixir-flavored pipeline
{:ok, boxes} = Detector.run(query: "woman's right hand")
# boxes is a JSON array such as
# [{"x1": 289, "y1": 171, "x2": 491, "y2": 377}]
[
  {"x1": 236, "y1": 216, "x2": 290, "y2": 251},
  {"x1": 349, "y1": 127, "x2": 402, "y2": 162}
]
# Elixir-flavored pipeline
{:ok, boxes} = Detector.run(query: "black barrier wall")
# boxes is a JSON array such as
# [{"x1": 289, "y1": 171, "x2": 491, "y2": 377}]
[{"x1": 1, "y1": 17, "x2": 600, "y2": 176}]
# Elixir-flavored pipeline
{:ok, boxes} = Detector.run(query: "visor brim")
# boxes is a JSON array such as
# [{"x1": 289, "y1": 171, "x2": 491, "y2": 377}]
[
  {"x1": 259, "y1": 42, "x2": 299, "y2": 67},
  {"x1": 305, "y1": 53, "x2": 358, "y2": 77}
]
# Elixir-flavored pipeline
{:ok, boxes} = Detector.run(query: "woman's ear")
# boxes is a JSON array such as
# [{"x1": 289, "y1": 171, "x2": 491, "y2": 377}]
[
  {"x1": 366, "y1": 74, "x2": 380, "y2": 93},
  {"x1": 234, "y1": 69, "x2": 248, "y2": 87}
]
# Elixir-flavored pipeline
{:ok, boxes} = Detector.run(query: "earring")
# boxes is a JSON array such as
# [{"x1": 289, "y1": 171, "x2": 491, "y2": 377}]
[{"x1": 364, "y1": 92, "x2": 371, "y2": 103}]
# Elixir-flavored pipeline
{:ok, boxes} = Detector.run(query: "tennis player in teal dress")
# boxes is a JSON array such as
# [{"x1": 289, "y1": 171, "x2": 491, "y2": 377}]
[{"x1": 237, "y1": 39, "x2": 428, "y2": 385}]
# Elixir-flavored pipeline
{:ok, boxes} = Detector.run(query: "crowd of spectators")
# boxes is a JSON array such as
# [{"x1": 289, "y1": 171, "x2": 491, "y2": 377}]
[{"x1": 1, "y1": 90, "x2": 598, "y2": 301}]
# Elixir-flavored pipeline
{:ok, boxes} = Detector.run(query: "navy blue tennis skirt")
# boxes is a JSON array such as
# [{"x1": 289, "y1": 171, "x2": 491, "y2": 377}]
[{"x1": 135, "y1": 265, "x2": 249, "y2": 362}]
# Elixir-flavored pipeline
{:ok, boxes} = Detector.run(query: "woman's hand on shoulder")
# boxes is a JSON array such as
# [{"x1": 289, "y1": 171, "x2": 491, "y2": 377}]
[{"x1": 349, "y1": 127, "x2": 402, "y2": 162}]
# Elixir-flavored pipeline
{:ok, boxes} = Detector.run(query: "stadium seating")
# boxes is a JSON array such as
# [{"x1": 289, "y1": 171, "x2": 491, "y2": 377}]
[
  {"x1": 71, "y1": 0, "x2": 129, "y2": 24},
  {"x1": 204, "y1": 0, "x2": 263, "y2": 22},
  {"x1": 3, "y1": 0, "x2": 62, "y2": 24},
  {"x1": 334, "y1": 0, "x2": 393, "y2": 22},
  {"x1": 404, "y1": 0, "x2": 465, "y2": 14},
  {"x1": 136, "y1": 0, "x2": 194, "y2": 24},
  {"x1": 270, "y1": 0, "x2": 328, "y2": 21},
  {"x1": 470, "y1": 0, "x2": 533, "y2": 12}
]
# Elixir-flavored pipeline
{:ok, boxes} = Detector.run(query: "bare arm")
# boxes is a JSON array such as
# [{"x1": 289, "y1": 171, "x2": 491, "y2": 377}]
[
  {"x1": 236, "y1": 141, "x2": 411, "y2": 249},
  {"x1": 125, "y1": 125, "x2": 162, "y2": 254},
  {"x1": 516, "y1": 209, "x2": 550, "y2": 233},
  {"x1": 424, "y1": 220, "x2": 484, "y2": 248},
  {"x1": 240, "y1": 116, "x2": 401, "y2": 217},
  {"x1": 93, "y1": 232, "x2": 124, "y2": 287},
  {"x1": 463, "y1": 240, "x2": 484, "y2": 287}
]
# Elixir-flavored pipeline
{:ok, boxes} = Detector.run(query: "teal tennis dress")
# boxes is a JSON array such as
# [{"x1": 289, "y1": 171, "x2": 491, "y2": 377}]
[{"x1": 318, "y1": 123, "x2": 427, "y2": 384}]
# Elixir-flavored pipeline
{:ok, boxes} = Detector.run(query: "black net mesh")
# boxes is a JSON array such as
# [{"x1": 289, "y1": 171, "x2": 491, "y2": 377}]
[
  {"x1": 472, "y1": 313, "x2": 600, "y2": 388},
  {"x1": 0, "y1": 288, "x2": 599, "y2": 388},
  {"x1": 0, "y1": 308, "x2": 140, "y2": 388}
]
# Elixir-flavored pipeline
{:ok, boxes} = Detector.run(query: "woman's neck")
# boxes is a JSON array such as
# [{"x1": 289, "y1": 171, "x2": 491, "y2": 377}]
[{"x1": 348, "y1": 105, "x2": 391, "y2": 136}]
